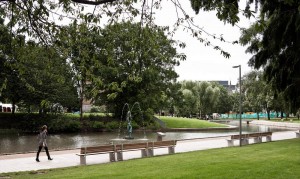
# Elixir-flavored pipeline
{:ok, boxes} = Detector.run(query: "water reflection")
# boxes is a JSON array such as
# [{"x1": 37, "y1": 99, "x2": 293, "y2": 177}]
[{"x1": 0, "y1": 121, "x2": 293, "y2": 154}]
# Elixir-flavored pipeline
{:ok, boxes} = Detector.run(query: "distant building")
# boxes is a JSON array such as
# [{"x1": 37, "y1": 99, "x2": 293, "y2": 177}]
[
  {"x1": 209, "y1": 80, "x2": 236, "y2": 93},
  {"x1": 0, "y1": 102, "x2": 17, "y2": 113},
  {"x1": 82, "y1": 99, "x2": 92, "y2": 112}
]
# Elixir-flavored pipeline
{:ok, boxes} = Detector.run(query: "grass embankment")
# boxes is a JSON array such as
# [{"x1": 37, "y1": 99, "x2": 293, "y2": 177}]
[
  {"x1": 3, "y1": 138, "x2": 300, "y2": 179},
  {"x1": 158, "y1": 116, "x2": 227, "y2": 128}
]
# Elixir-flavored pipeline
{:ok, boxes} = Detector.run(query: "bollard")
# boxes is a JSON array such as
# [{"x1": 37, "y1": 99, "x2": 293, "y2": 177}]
[{"x1": 157, "y1": 132, "x2": 166, "y2": 141}]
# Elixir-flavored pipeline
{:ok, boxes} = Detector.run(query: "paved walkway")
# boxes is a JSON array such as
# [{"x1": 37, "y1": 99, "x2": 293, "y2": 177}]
[{"x1": 0, "y1": 130, "x2": 298, "y2": 174}]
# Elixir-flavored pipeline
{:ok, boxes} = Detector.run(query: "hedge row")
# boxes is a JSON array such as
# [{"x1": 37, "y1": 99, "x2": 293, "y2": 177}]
[{"x1": 0, "y1": 113, "x2": 159, "y2": 133}]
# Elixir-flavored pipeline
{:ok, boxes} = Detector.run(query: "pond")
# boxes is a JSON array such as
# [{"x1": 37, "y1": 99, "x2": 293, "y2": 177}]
[{"x1": 0, "y1": 121, "x2": 294, "y2": 154}]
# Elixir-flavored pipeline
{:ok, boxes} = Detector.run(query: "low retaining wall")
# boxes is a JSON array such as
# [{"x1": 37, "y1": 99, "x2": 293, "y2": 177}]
[
  {"x1": 250, "y1": 120, "x2": 300, "y2": 129},
  {"x1": 162, "y1": 125, "x2": 238, "y2": 132}
]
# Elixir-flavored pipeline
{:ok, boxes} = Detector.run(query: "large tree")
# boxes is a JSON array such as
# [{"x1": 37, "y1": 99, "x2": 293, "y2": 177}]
[
  {"x1": 178, "y1": 80, "x2": 220, "y2": 118},
  {"x1": 91, "y1": 22, "x2": 184, "y2": 117},
  {"x1": 20, "y1": 42, "x2": 79, "y2": 112},
  {"x1": 242, "y1": 71, "x2": 274, "y2": 120},
  {"x1": 214, "y1": 84, "x2": 234, "y2": 114},
  {"x1": 239, "y1": 1, "x2": 300, "y2": 111},
  {"x1": 57, "y1": 21, "x2": 101, "y2": 119}
]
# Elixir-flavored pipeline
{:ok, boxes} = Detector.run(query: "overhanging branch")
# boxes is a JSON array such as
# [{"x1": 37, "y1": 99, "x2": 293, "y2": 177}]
[
  {"x1": 0, "y1": 0, "x2": 119, "y2": 4},
  {"x1": 71, "y1": 0, "x2": 118, "y2": 5}
]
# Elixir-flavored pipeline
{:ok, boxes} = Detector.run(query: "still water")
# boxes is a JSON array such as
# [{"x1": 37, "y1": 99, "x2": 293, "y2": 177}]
[{"x1": 0, "y1": 121, "x2": 293, "y2": 154}]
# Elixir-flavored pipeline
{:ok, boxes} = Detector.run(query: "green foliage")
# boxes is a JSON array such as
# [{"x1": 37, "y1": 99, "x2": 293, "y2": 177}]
[
  {"x1": 190, "y1": 0, "x2": 240, "y2": 24},
  {"x1": 90, "y1": 106, "x2": 106, "y2": 113},
  {"x1": 146, "y1": 120, "x2": 161, "y2": 130},
  {"x1": 87, "y1": 114, "x2": 103, "y2": 121},
  {"x1": 143, "y1": 108, "x2": 155, "y2": 122},
  {"x1": 0, "y1": 113, "x2": 81, "y2": 132},
  {"x1": 240, "y1": 1, "x2": 300, "y2": 111},
  {"x1": 158, "y1": 116, "x2": 226, "y2": 128},
  {"x1": 105, "y1": 121, "x2": 120, "y2": 131},
  {"x1": 0, "y1": 37, "x2": 79, "y2": 113},
  {"x1": 177, "y1": 81, "x2": 221, "y2": 117},
  {"x1": 91, "y1": 22, "x2": 183, "y2": 118},
  {"x1": 91, "y1": 121, "x2": 105, "y2": 129},
  {"x1": 242, "y1": 71, "x2": 276, "y2": 119},
  {"x1": 48, "y1": 117, "x2": 82, "y2": 133},
  {"x1": 215, "y1": 85, "x2": 234, "y2": 114}
]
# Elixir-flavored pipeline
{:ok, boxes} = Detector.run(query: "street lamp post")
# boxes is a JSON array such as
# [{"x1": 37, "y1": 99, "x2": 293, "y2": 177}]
[{"x1": 233, "y1": 65, "x2": 242, "y2": 147}]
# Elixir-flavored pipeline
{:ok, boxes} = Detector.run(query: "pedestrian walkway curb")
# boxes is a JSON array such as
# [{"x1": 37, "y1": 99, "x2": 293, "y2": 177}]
[{"x1": 251, "y1": 120, "x2": 300, "y2": 129}]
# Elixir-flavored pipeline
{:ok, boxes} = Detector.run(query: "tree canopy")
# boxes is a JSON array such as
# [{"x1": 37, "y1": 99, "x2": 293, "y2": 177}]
[
  {"x1": 90, "y1": 21, "x2": 184, "y2": 116},
  {"x1": 1, "y1": 0, "x2": 300, "y2": 114},
  {"x1": 239, "y1": 0, "x2": 300, "y2": 110}
]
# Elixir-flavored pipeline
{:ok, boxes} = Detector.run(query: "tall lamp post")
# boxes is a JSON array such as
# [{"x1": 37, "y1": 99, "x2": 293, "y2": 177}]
[{"x1": 233, "y1": 65, "x2": 242, "y2": 147}]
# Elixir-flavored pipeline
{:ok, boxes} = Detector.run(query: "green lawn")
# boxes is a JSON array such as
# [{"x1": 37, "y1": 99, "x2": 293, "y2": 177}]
[
  {"x1": 158, "y1": 116, "x2": 227, "y2": 128},
  {"x1": 3, "y1": 138, "x2": 300, "y2": 179}
]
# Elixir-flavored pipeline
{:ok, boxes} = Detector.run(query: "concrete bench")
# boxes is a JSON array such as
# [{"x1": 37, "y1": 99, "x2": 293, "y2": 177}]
[
  {"x1": 115, "y1": 142, "x2": 148, "y2": 161},
  {"x1": 147, "y1": 140, "x2": 177, "y2": 156},
  {"x1": 115, "y1": 140, "x2": 177, "y2": 160},
  {"x1": 77, "y1": 140, "x2": 177, "y2": 164},
  {"x1": 296, "y1": 130, "x2": 300, "y2": 138},
  {"x1": 76, "y1": 145, "x2": 116, "y2": 165},
  {"x1": 227, "y1": 132, "x2": 272, "y2": 146}
]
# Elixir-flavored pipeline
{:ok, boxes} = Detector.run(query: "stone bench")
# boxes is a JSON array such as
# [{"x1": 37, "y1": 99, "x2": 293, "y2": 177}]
[
  {"x1": 115, "y1": 142, "x2": 148, "y2": 161},
  {"x1": 227, "y1": 132, "x2": 272, "y2": 146},
  {"x1": 77, "y1": 140, "x2": 177, "y2": 164},
  {"x1": 76, "y1": 145, "x2": 116, "y2": 165},
  {"x1": 115, "y1": 140, "x2": 177, "y2": 160},
  {"x1": 296, "y1": 130, "x2": 300, "y2": 138},
  {"x1": 147, "y1": 140, "x2": 177, "y2": 157}
]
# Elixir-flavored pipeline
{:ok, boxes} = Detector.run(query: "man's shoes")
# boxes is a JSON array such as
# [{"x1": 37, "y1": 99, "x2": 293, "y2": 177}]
[
  {"x1": 48, "y1": 158, "x2": 53, "y2": 160},
  {"x1": 36, "y1": 158, "x2": 40, "y2": 162}
]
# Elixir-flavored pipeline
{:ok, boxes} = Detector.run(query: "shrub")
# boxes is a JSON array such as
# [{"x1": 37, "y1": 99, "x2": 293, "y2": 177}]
[
  {"x1": 88, "y1": 114, "x2": 102, "y2": 121},
  {"x1": 146, "y1": 121, "x2": 160, "y2": 130},
  {"x1": 48, "y1": 116, "x2": 81, "y2": 132},
  {"x1": 90, "y1": 105, "x2": 106, "y2": 113},
  {"x1": 105, "y1": 121, "x2": 120, "y2": 131},
  {"x1": 92, "y1": 121, "x2": 105, "y2": 129}
]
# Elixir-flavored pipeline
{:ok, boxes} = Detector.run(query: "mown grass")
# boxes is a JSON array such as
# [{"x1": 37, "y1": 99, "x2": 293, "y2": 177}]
[
  {"x1": 3, "y1": 138, "x2": 300, "y2": 179},
  {"x1": 158, "y1": 116, "x2": 227, "y2": 128}
]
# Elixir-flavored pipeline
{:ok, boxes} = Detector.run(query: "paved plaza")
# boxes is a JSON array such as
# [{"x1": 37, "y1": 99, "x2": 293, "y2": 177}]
[{"x1": 0, "y1": 128, "x2": 298, "y2": 174}]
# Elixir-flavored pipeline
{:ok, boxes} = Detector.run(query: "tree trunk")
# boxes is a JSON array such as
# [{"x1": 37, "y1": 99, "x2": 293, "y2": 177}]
[
  {"x1": 257, "y1": 111, "x2": 259, "y2": 120},
  {"x1": 27, "y1": 105, "x2": 30, "y2": 113},
  {"x1": 80, "y1": 92, "x2": 83, "y2": 121},
  {"x1": 199, "y1": 109, "x2": 202, "y2": 119},
  {"x1": 79, "y1": 79, "x2": 84, "y2": 121},
  {"x1": 266, "y1": 108, "x2": 270, "y2": 120},
  {"x1": 12, "y1": 101, "x2": 16, "y2": 115}
]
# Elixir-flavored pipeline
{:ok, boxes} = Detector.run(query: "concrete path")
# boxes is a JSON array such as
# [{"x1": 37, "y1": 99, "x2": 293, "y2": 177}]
[{"x1": 0, "y1": 130, "x2": 298, "y2": 174}]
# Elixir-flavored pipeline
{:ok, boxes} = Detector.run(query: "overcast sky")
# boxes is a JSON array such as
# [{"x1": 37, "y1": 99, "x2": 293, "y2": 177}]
[{"x1": 153, "y1": 1, "x2": 255, "y2": 85}]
